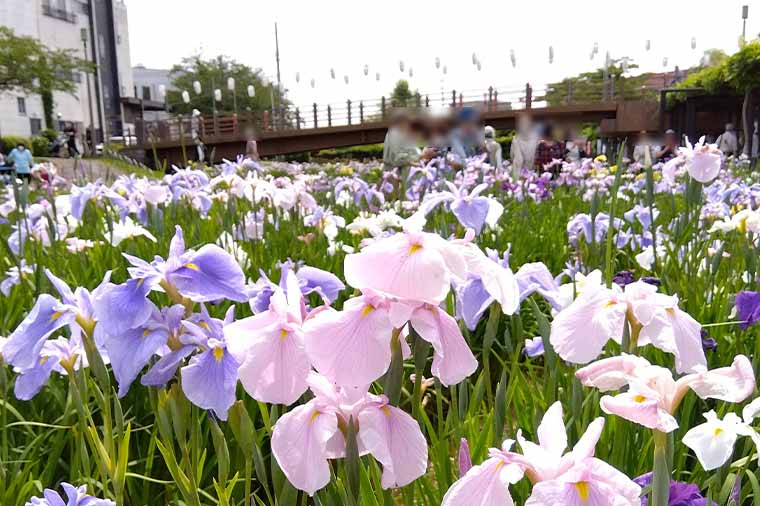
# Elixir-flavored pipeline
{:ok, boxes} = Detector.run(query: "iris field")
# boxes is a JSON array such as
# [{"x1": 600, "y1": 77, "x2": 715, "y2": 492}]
[{"x1": 1, "y1": 141, "x2": 759, "y2": 506}]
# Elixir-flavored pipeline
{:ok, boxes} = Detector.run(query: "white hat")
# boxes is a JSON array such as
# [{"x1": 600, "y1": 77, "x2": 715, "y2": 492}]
[
  {"x1": 192, "y1": 109, "x2": 201, "y2": 117},
  {"x1": 484, "y1": 125, "x2": 496, "y2": 138}
]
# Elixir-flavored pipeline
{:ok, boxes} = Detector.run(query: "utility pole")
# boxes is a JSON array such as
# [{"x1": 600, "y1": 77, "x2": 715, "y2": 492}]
[
  {"x1": 81, "y1": 28, "x2": 95, "y2": 154},
  {"x1": 274, "y1": 22, "x2": 282, "y2": 127}
]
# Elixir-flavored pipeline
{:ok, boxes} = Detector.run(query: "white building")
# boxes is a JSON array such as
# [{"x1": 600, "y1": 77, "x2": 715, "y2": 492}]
[{"x1": 0, "y1": 0, "x2": 134, "y2": 141}]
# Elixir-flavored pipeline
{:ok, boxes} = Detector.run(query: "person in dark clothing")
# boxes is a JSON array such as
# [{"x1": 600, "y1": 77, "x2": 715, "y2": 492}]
[
  {"x1": 655, "y1": 129, "x2": 679, "y2": 163},
  {"x1": 66, "y1": 130, "x2": 80, "y2": 158},
  {"x1": 534, "y1": 124, "x2": 564, "y2": 172}
]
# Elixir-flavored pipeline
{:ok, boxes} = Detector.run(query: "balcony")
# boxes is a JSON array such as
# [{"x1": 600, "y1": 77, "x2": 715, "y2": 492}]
[{"x1": 41, "y1": 1, "x2": 78, "y2": 23}]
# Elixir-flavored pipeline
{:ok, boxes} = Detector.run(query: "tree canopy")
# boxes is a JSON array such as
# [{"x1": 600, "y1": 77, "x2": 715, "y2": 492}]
[
  {"x1": 0, "y1": 27, "x2": 92, "y2": 127},
  {"x1": 389, "y1": 79, "x2": 417, "y2": 108},
  {"x1": 676, "y1": 43, "x2": 760, "y2": 96},
  {"x1": 167, "y1": 55, "x2": 288, "y2": 117}
]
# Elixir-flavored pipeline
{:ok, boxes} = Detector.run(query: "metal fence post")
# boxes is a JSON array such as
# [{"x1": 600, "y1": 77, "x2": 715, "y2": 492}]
[
  {"x1": 425, "y1": 95, "x2": 430, "y2": 108},
  {"x1": 347, "y1": 99, "x2": 352, "y2": 125},
  {"x1": 381, "y1": 96, "x2": 386, "y2": 120},
  {"x1": 525, "y1": 83, "x2": 532, "y2": 109},
  {"x1": 451, "y1": 89, "x2": 457, "y2": 108},
  {"x1": 327, "y1": 105, "x2": 332, "y2": 127},
  {"x1": 313, "y1": 103, "x2": 318, "y2": 128},
  {"x1": 359, "y1": 101, "x2": 364, "y2": 123},
  {"x1": 295, "y1": 108, "x2": 301, "y2": 129},
  {"x1": 493, "y1": 89, "x2": 498, "y2": 109},
  {"x1": 488, "y1": 86, "x2": 493, "y2": 111}
]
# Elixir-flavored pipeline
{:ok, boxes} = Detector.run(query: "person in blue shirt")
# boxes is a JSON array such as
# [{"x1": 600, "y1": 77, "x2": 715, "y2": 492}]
[{"x1": 7, "y1": 142, "x2": 33, "y2": 180}]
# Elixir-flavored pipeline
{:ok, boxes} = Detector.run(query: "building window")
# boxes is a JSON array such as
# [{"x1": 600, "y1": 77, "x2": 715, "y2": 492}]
[
  {"x1": 17, "y1": 97, "x2": 26, "y2": 116},
  {"x1": 142, "y1": 86, "x2": 152, "y2": 101},
  {"x1": 41, "y1": 0, "x2": 77, "y2": 23},
  {"x1": 116, "y1": 34, "x2": 122, "y2": 45},
  {"x1": 30, "y1": 118, "x2": 42, "y2": 136}
]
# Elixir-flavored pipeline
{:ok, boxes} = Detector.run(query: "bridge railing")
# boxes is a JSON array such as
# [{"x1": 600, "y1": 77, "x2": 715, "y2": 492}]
[{"x1": 134, "y1": 78, "x2": 657, "y2": 147}]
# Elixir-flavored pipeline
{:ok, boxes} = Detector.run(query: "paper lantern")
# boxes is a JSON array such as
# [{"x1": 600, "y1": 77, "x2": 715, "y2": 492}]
[
  {"x1": 399, "y1": 60, "x2": 404, "y2": 72},
  {"x1": 330, "y1": 68, "x2": 336, "y2": 79},
  {"x1": 310, "y1": 78, "x2": 315, "y2": 88},
  {"x1": 435, "y1": 57, "x2": 440, "y2": 69},
  {"x1": 247, "y1": 85, "x2": 255, "y2": 98},
  {"x1": 193, "y1": 80, "x2": 202, "y2": 95},
  {"x1": 510, "y1": 49, "x2": 517, "y2": 68},
  {"x1": 646, "y1": 40, "x2": 651, "y2": 51},
  {"x1": 549, "y1": 46, "x2": 554, "y2": 64},
  {"x1": 295, "y1": 72, "x2": 300, "y2": 83},
  {"x1": 227, "y1": 77, "x2": 235, "y2": 91},
  {"x1": 363, "y1": 64, "x2": 369, "y2": 76},
  {"x1": 214, "y1": 89, "x2": 222, "y2": 102},
  {"x1": 182, "y1": 90, "x2": 190, "y2": 104}
]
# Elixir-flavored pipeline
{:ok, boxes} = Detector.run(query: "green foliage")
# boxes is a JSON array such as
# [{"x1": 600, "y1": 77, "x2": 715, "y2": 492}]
[
  {"x1": 0, "y1": 135, "x2": 29, "y2": 154},
  {"x1": 674, "y1": 41, "x2": 760, "y2": 100},
  {"x1": 30, "y1": 136, "x2": 49, "y2": 157},
  {"x1": 0, "y1": 27, "x2": 93, "y2": 126},
  {"x1": 317, "y1": 143, "x2": 384, "y2": 160},
  {"x1": 167, "y1": 54, "x2": 287, "y2": 117},
  {"x1": 390, "y1": 79, "x2": 417, "y2": 108},
  {"x1": 39, "y1": 129, "x2": 58, "y2": 143}
]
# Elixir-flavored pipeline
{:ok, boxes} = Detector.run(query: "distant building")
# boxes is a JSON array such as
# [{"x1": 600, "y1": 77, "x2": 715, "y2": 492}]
[
  {"x1": 0, "y1": 0, "x2": 134, "y2": 141},
  {"x1": 131, "y1": 65, "x2": 174, "y2": 120}
]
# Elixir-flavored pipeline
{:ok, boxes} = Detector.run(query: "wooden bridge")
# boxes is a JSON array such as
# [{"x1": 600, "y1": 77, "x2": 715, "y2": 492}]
[{"x1": 131, "y1": 83, "x2": 662, "y2": 166}]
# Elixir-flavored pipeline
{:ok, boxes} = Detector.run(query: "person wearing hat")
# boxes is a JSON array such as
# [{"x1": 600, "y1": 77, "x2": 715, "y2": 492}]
[
  {"x1": 450, "y1": 107, "x2": 484, "y2": 162},
  {"x1": 483, "y1": 125, "x2": 502, "y2": 168},
  {"x1": 716, "y1": 123, "x2": 739, "y2": 157},
  {"x1": 190, "y1": 109, "x2": 206, "y2": 163}
]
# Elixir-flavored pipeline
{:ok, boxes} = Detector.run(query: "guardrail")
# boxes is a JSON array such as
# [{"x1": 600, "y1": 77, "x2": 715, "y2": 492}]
[{"x1": 134, "y1": 79, "x2": 657, "y2": 147}]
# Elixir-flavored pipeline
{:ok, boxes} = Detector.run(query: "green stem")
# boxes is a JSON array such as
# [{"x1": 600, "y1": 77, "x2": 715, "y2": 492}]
[{"x1": 651, "y1": 430, "x2": 672, "y2": 506}]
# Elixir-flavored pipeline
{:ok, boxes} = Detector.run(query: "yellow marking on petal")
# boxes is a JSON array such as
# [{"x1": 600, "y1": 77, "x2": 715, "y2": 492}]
[
  {"x1": 143, "y1": 329, "x2": 151, "y2": 337},
  {"x1": 280, "y1": 329, "x2": 289, "y2": 341},
  {"x1": 199, "y1": 321, "x2": 210, "y2": 331},
  {"x1": 213, "y1": 347, "x2": 225, "y2": 362},
  {"x1": 495, "y1": 461, "x2": 505, "y2": 471},
  {"x1": 136, "y1": 277, "x2": 145, "y2": 287},
  {"x1": 575, "y1": 481, "x2": 590, "y2": 502},
  {"x1": 361, "y1": 305, "x2": 375, "y2": 317},
  {"x1": 408, "y1": 243, "x2": 423, "y2": 254},
  {"x1": 634, "y1": 395, "x2": 647, "y2": 403},
  {"x1": 309, "y1": 410, "x2": 321, "y2": 423},
  {"x1": 50, "y1": 311, "x2": 64, "y2": 322},
  {"x1": 184, "y1": 263, "x2": 200, "y2": 271},
  {"x1": 380, "y1": 406, "x2": 391, "y2": 417},
  {"x1": 40, "y1": 356, "x2": 49, "y2": 365},
  {"x1": 714, "y1": 428, "x2": 724, "y2": 437},
  {"x1": 604, "y1": 300, "x2": 617, "y2": 308}
]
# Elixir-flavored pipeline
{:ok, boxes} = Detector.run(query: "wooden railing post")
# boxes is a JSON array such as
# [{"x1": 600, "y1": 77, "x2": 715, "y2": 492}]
[
  {"x1": 313, "y1": 103, "x2": 318, "y2": 128},
  {"x1": 525, "y1": 83, "x2": 533, "y2": 109},
  {"x1": 381, "y1": 96, "x2": 386, "y2": 120},
  {"x1": 488, "y1": 86, "x2": 493, "y2": 111},
  {"x1": 425, "y1": 95, "x2": 429, "y2": 108},
  {"x1": 415, "y1": 93, "x2": 421, "y2": 108},
  {"x1": 295, "y1": 108, "x2": 301, "y2": 129},
  {"x1": 359, "y1": 101, "x2": 364, "y2": 123},
  {"x1": 459, "y1": 93, "x2": 463, "y2": 107},
  {"x1": 493, "y1": 90, "x2": 498, "y2": 109},
  {"x1": 347, "y1": 99, "x2": 352, "y2": 125},
  {"x1": 327, "y1": 105, "x2": 332, "y2": 127},
  {"x1": 451, "y1": 89, "x2": 457, "y2": 108}
]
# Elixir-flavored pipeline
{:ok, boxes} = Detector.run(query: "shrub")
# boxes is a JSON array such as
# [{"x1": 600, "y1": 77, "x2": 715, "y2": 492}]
[
  {"x1": 31, "y1": 136, "x2": 50, "y2": 157},
  {"x1": 0, "y1": 135, "x2": 30, "y2": 154},
  {"x1": 40, "y1": 128, "x2": 58, "y2": 142}
]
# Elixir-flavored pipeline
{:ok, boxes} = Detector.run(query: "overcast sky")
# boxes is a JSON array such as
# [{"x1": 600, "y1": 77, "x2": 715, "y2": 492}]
[{"x1": 125, "y1": 0, "x2": 758, "y2": 108}]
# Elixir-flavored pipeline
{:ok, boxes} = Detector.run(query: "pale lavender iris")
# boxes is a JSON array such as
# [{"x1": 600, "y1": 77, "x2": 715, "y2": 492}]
[
  {"x1": 25, "y1": 482, "x2": 115, "y2": 506},
  {"x1": 246, "y1": 261, "x2": 345, "y2": 313},
  {"x1": 1, "y1": 260, "x2": 34, "y2": 296},
  {"x1": 410, "y1": 181, "x2": 503, "y2": 234},
  {"x1": 14, "y1": 337, "x2": 84, "y2": 400}
]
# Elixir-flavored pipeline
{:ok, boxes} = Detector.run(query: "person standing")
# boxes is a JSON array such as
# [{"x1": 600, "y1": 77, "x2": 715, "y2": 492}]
[
  {"x1": 715, "y1": 123, "x2": 739, "y2": 157},
  {"x1": 633, "y1": 131, "x2": 658, "y2": 166},
  {"x1": 510, "y1": 114, "x2": 538, "y2": 178},
  {"x1": 66, "y1": 129, "x2": 80, "y2": 158},
  {"x1": 8, "y1": 142, "x2": 34, "y2": 181},
  {"x1": 534, "y1": 124, "x2": 564, "y2": 173},
  {"x1": 655, "y1": 129, "x2": 680, "y2": 163},
  {"x1": 483, "y1": 126, "x2": 502, "y2": 167},
  {"x1": 191, "y1": 109, "x2": 206, "y2": 163}
]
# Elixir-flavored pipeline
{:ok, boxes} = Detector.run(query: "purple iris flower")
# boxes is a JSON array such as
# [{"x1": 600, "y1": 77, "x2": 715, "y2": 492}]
[
  {"x1": 4, "y1": 270, "x2": 108, "y2": 370},
  {"x1": 411, "y1": 182, "x2": 502, "y2": 234},
  {"x1": 26, "y1": 482, "x2": 115, "y2": 506},
  {"x1": 93, "y1": 225, "x2": 247, "y2": 336},
  {"x1": 1, "y1": 260, "x2": 35, "y2": 296},
  {"x1": 523, "y1": 336, "x2": 545, "y2": 358},
  {"x1": 700, "y1": 329, "x2": 718, "y2": 352},
  {"x1": 633, "y1": 473, "x2": 713, "y2": 506},
  {"x1": 14, "y1": 337, "x2": 84, "y2": 400},
  {"x1": 567, "y1": 212, "x2": 628, "y2": 248},
  {"x1": 613, "y1": 270, "x2": 636, "y2": 287},
  {"x1": 246, "y1": 261, "x2": 345, "y2": 314},
  {"x1": 736, "y1": 291, "x2": 760, "y2": 330}
]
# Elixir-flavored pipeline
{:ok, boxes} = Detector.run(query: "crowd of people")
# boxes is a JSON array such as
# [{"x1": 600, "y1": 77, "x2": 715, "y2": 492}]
[{"x1": 382, "y1": 108, "x2": 595, "y2": 177}]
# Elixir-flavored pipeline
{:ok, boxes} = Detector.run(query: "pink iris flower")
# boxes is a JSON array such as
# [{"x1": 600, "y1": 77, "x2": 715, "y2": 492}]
[
  {"x1": 576, "y1": 354, "x2": 755, "y2": 432},
  {"x1": 442, "y1": 402, "x2": 641, "y2": 506},
  {"x1": 550, "y1": 280, "x2": 706, "y2": 373},
  {"x1": 344, "y1": 230, "x2": 467, "y2": 305},
  {"x1": 271, "y1": 372, "x2": 428, "y2": 495},
  {"x1": 224, "y1": 271, "x2": 311, "y2": 405}
]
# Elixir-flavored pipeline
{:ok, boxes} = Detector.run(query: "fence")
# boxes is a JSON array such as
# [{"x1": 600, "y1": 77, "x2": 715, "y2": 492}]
[{"x1": 134, "y1": 78, "x2": 656, "y2": 147}]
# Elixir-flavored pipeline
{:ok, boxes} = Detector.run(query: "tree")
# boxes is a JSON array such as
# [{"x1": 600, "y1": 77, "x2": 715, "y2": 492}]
[
  {"x1": 725, "y1": 42, "x2": 760, "y2": 155},
  {"x1": 539, "y1": 59, "x2": 655, "y2": 106},
  {"x1": 390, "y1": 79, "x2": 416, "y2": 108},
  {"x1": 0, "y1": 27, "x2": 92, "y2": 129},
  {"x1": 167, "y1": 55, "x2": 289, "y2": 120}
]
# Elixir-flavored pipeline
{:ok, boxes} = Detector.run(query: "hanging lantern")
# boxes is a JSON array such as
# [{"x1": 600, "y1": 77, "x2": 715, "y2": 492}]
[
  {"x1": 442, "y1": 65, "x2": 447, "y2": 75},
  {"x1": 476, "y1": 61, "x2": 481, "y2": 71},
  {"x1": 227, "y1": 77, "x2": 235, "y2": 91},
  {"x1": 344, "y1": 75, "x2": 349, "y2": 84},
  {"x1": 310, "y1": 78, "x2": 315, "y2": 88},
  {"x1": 646, "y1": 40, "x2": 651, "y2": 51},
  {"x1": 435, "y1": 56, "x2": 440, "y2": 69},
  {"x1": 363, "y1": 64, "x2": 369, "y2": 76},
  {"x1": 472, "y1": 52, "x2": 477, "y2": 65},
  {"x1": 399, "y1": 60, "x2": 404, "y2": 72},
  {"x1": 214, "y1": 89, "x2": 222, "y2": 102},
  {"x1": 691, "y1": 37, "x2": 697, "y2": 50},
  {"x1": 295, "y1": 72, "x2": 300, "y2": 83},
  {"x1": 375, "y1": 72, "x2": 380, "y2": 81},
  {"x1": 409, "y1": 67, "x2": 413, "y2": 77},
  {"x1": 193, "y1": 80, "x2": 202, "y2": 95},
  {"x1": 549, "y1": 46, "x2": 554, "y2": 64},
  {"x1": 510, "y1": 49, "x2": 517, "y2": 68},
  {"x1": 662, "y1": 57, "x2": 668, "y2": 67},
  {"x1": 593, "y1": 42, "x2": 599, "y2": 54},
  {"x1": 247, "y1": 85, "x2": 255, "y2": 98},
  {"x1": 330, "y1": 68, "x2": 336, "y2": 79},
  {"x1": 182, "y1": 90, "x2": 190, "y2": 104}
]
